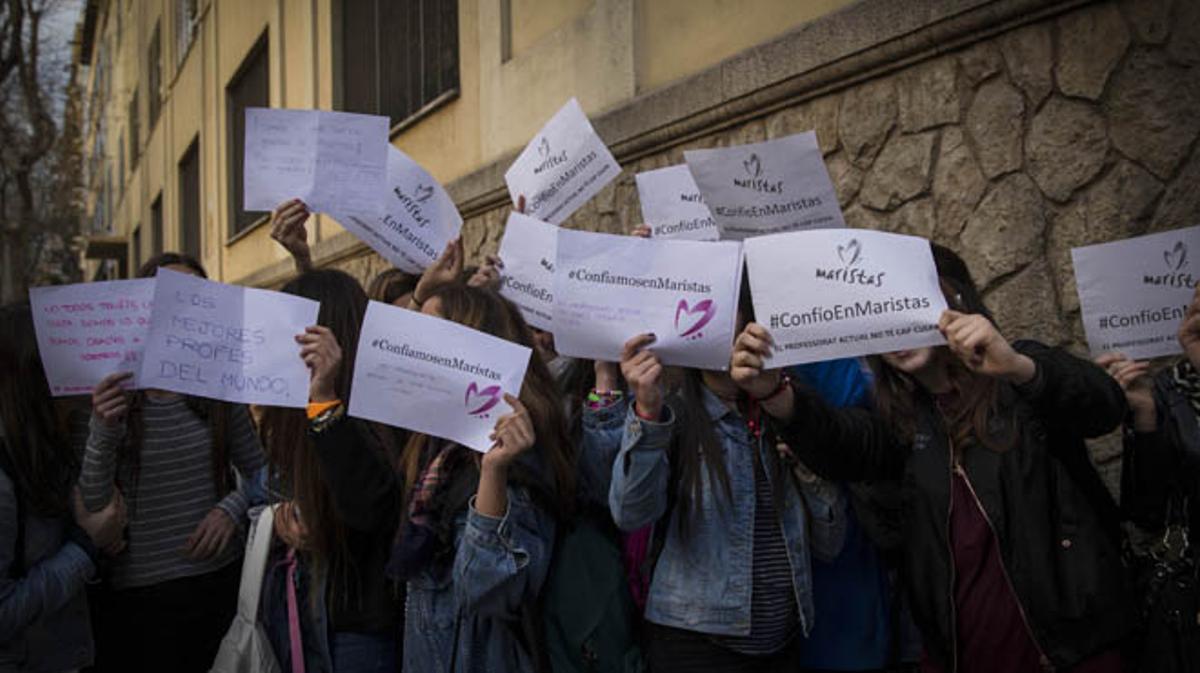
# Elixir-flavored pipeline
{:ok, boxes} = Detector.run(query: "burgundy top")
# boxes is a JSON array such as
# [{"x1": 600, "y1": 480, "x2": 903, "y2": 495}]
[{"x1": 920, "y1": 468, "x2": 1123, "y2": 673}]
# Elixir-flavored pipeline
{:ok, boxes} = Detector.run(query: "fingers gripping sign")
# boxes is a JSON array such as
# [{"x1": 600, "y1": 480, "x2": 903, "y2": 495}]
[
  {"x1": 731, "y1": 322, "x2": 781, "y2": 399},
  {"x1": 937, "y1": 310, "x2": 1036, "y2": 384},
  {"x1": 295, "y1": 325, "x2": 342, "y2": 403},
  {"x1": 620, "y1": 333, "x2": 664, "y2": 420}
]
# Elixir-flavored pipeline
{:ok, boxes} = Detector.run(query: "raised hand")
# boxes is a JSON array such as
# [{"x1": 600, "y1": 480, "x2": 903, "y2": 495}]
[
  {"x1": 295, "y1": 325, "x2": 342, "y2": 403},
  {"x1": 938, "y1": 310, "x2": 1035, "y2": 384},
  {"x1": 467, "y1": 254, "x2": 505, "y2": 290},
  {"x1": 411, "y1": 237, "x2": 464, "y2": 308},
  {"x1": 484, "y1": 394, "x2": 536, "y2": 470},
  {"x1": 270, "y1": 199, "x2": 312, "y2": 271},
  {"x1": 631, "y1": 224, "x2": 652, "y2": 239},
  {"x1": 731, "y1": 322, "x2": 779, "y2": 399},
  {"x1": 91, "y1": 371, "x2": 133, "y2": 427},
  {"x1": 1095, "y1": 352, "x2": 1155, "y2": 432},
  {"x1": 620, "y1": 334, "x2": 664, "y2": 420}
]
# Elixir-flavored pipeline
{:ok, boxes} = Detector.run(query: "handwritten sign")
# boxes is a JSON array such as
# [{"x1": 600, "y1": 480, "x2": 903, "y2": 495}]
[
  {"x1": 504, "y1": 98, "x2": 621, "y2": 225},
  {"x1": 685, "y1": 131, "x2": 844, "y2": 240},
  {"x1": 497, "y1": 213, "x2": 557, "y2": 331},
  {"x1": 139, "y1": 268, "x2": 319, "y2": 407},
  {"x1": 553, "y1": 229, "x2": 743, "y2": 370},
  {"x1": 1072, "y1": 225, "x2": 1200, "y2": 360},
  {"x1": 635, "y1": 165, "x2": 719, "y2": 241},
  {"x1": 330, "y1": 146, "x2": 463, "y2": 274},
  {"x1": 745, "y1": 229, "x2": 947, "y2": 367},
  {"x1": 243, "y1": 108, "x2": 389, "y2": 217},
  {"x1": 29, "y1": 279, "x2": 155, "y2": 396},
  {"x1": 349, "y1": 301, "x2": 532, "y2": 452}
]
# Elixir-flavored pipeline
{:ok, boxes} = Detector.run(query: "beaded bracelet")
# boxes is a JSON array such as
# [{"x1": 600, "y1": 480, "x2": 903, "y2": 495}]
[{"x1": 585, "y1": 389, "x2": 624, "y2": 409}]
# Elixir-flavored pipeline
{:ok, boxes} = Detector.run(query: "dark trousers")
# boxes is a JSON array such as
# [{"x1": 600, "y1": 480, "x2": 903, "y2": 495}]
[
  {"x1": 86, "y1": 560, "x2": 241, "y2": 673},
  {"x1": 646, "y1": 622, "x2": 799, "y2": 673}
]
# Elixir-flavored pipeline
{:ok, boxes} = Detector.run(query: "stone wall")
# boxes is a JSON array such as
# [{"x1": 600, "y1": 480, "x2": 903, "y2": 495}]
[{"x1": 326, "y1": 0, "x2": 1199, "y2": 488}]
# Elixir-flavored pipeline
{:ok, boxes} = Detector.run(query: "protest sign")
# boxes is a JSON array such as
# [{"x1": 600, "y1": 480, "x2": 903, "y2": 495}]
[
  {"x1": 348, "y1": 301, "x2": 532, "y2": 452},
  {"x1": 497, "y1": 213, "x2": 557, "y2": 331},
  {"x1": 1072, "y1": 225, "x2": 1200, "y2": 360},
  {"x1": 243, "y1": 107, "x2": 388, "y2": 217},
  {"x1": 330, "y1": 146, "x2": 463, "y2": 274},
  {"x1": 553, "y1": 228, "x2": 743, "y2": 370},
  {"x1": 29, "y1": 279, "x2": 155, "y2": 395},
  {"x1": 685, "y1": 131, "x2": 844, "y2": 240},
  {"x1": 635, "y1": 165, "x2": 719, "y2": 241},
  {"x1": 139, "y1": 268, "x2": 319, "y2": 407},
  {"x1": 744, "y1": 229, "x2": 946, "y2": 367},
  {"x1": 504, "y1": 98, "x2": 621, "y2": 225}
]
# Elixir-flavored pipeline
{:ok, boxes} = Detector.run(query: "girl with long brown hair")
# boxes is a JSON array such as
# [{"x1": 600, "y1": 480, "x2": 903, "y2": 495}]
[{"x1": 732, "y1": 244, "x2": 1133, "y2": 673}]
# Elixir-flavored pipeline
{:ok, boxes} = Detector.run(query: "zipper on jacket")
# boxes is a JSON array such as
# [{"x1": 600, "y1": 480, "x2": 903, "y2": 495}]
[{"x1": 953, "y1": 462, "x2": 1051, "y2": 668}]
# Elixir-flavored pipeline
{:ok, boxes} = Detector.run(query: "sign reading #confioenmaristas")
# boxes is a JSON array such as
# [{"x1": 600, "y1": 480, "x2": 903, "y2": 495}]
[
  {"x1": 330, "y1": 146, "x2": 463, "y2": 274},
  {"x1": 243, "y1": 108, "x2": 389, "y2": 218},
  {"x1": 635, "y1": 165, "x2": 719, "y2": 241},
  {"x1": 553, "y1": 229, "x2": 743, "y2": 370},
  {"x1": 139, "y1": 268, "x2": 319, "y2": 408},
  {"x1": 30, "y1": 279, "x2": 155, "y2": 395},
  {"x1": 744, "y1": 229, "x2": 946, "y2": 367},
  {"x1": 348, "y1": 301, "x2": 532, "y2": 453},
  {"x1": 1072, "y1": 225, "x2": 1200, "y2": 360},
  {"x1": 504, "y1": 98, "x2": 621, "y2": 225},
  {"x1": 497, "y1": 213, "x2": 556, "y2": 331},
  {"x1": 685, "y1": 131, "x2": 844, "y2": 241}
]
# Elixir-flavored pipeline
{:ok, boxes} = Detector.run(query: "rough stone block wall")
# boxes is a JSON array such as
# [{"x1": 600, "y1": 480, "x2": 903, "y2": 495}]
[{"x1": 330, "y1": 0, "x2": 1200, "y2": 491}]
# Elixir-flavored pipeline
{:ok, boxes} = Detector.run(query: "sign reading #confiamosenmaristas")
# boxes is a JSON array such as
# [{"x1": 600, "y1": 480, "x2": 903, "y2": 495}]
[
  {"x1": 504, "y1": 98, "x2": 621, "y2": 225},
  {"x1": 685, "y1": 131, "x2": 844, "y2": 241},
  {"x1": 553, "y1": 228, "x2": 743, "y2": 370},
  {"x1": 330, "y1": 146, "x2": 463, "y2": 274},
  {"x1": 348, "y1": 301, "x2": 532, "y2": 453},
  {"x1": 139, "y1": 268, "x2": 319, "y2": 408},
  {"x1": 1072, "y1": 225, "x2": 1200, "y2": 360},
  {"x1": 744, "y1": 229, "x2": 946, "y2": 367},
  {"x1": 497, "y1": 213, "x2": 557, "y2": 331},
  {"x1": 635, "y1": 165, "x2": 719, "y2": 241}
]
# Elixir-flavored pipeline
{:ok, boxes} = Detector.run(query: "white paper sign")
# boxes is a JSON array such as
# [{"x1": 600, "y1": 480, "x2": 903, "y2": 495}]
[
  {"x1": 685, "y1": 131, "x2": 845, "y2": 240},
  {"x1": 497, "y1": 213, "x2": 557, "y2": 331},
  {"x1": 554, "y1": 229, "x2": 743, "y2": 369},
  {"x1": 243, "y1": 108, "x2": 389, "y2": 217},
  {"x1": 331, "y1": 147, "x2": 463, "y2": 274},
  {"x1": 504, "y1": 98, "x2": 621, "y2": 225},
  {"x1": 349, "y1": 301, "x2": 532, "y2": 452},
  {"x1": 1072, "y1": 225, "x2": 1200, "y2": 360},
  {"x1": 745, "y1": 229, "x2": 947, "y2": 367},
  {"x1": 29, "y1": 279, "x2": 155, "y2": 396},
  {"x1": 139, "y1": 268, "x2": 319, "y2": 407},
  {"x1": 635, "y1": 165, "x2": 719, "y2": 241}
]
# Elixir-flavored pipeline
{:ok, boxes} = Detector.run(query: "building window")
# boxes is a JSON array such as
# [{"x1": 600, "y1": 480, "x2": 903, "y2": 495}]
[
  {"x1": 176, "y1": 0, "x2": 199, "y2": 65},
  {"x1": 128, "y1": 91, "x2": 140, "y2": 165},
  {"x1": 341, "y1": 0, "x2": 459, "y2": 133},
  {"x1": 148, "y1": 22, "x2": 162, "y2": 129},
  {"x1": 151, "y1": 193, "x2": 164, "y2": 256},
  {"x1": 178, "y1": 138, "x2": 201, "y2": 259},
  {"x1": 225, "y1": 31, "x2": 269, "y2": 239},
  {"x1": 131, "y1": 225, "x2": 142, "y2": 275}
]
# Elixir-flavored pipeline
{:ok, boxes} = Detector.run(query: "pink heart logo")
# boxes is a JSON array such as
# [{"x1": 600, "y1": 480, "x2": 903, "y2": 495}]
[
  {"x1": 675, "y1": 299, "x2": 715, "y2": 338},
  {"x1": 465, "y1": 382, "x2": 502, "y2": 416}
]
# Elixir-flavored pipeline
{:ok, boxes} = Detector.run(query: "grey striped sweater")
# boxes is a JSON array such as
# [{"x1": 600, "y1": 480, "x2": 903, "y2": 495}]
[{"x1": 79, "y1": 395, "x2": 265, "y2": 590}]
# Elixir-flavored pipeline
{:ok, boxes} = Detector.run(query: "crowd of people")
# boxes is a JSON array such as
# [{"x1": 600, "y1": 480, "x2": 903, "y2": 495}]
[{"x1": 0, "y1": 195, "x2": 1196, "y2": 673}]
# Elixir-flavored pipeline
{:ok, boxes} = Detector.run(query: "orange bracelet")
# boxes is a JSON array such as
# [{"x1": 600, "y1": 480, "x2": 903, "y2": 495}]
[{"x1": 306, "y1": 399, "x2": 342, "y2": 420}]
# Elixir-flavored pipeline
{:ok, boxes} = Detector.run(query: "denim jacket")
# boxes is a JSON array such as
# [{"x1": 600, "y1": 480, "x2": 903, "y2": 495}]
[
  {"x1": 606, "y1": 389, "x2": 838, "y2": 638},
  {"x1": 403, "y1": 487, "x2": 556, "y2": 673}
]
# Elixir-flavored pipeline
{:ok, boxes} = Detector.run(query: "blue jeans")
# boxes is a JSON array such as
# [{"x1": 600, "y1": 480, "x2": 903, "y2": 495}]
[{"x1": 331, "y1": 632, "x2": 397, "y2": 673}]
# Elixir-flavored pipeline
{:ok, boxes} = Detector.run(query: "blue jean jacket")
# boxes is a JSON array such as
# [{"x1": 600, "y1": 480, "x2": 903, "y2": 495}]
[
  {"x1": 606, "y1": 388, "x2": 836, "y2": 638},
  {"x1": 403, "y1": 488, "x2": 555, "y2": 673}
]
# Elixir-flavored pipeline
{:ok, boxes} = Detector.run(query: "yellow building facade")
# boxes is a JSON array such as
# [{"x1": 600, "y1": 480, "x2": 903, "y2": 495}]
[{"x1": 76, "y1": 0, "x2": 855, "y2": 285}]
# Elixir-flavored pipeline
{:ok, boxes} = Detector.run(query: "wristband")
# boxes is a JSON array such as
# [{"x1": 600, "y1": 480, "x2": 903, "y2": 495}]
[
  {"x1": 757, "y1": 374, "x2": 791, "y2": 404},
  {"x1": 309, "y1": 403, "x2": 346, "y2": 434},
  {"x1": 634, "y1": 403, "x2": 659, "y2": 422},
  {"x1": 306, "y1": 399, "x2": 342, "y2": 420},
  {"x1": 586, "y1": 389, "x2": 623, "y2": 409}
]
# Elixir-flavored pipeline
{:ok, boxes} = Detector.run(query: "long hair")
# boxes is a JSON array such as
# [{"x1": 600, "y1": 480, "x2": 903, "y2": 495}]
[
  {"x1": 0, "y1": 303, "x2": 78, "y2": 516},
  {"x1": 259, "y1": 269, "x2": 371, "y2": 574},
  {"x1": 867, "y1": 244, "x2": 1015, "y2": 454},
  {"x1": 122, "y1": 253, "x2": 233, "y2": 508},
  {"x1": 366, "y1": 268, "x2": 419, "y2": 305},
  {"x1": 401, "y1": 285, "x2": 575, "y2": 524}
]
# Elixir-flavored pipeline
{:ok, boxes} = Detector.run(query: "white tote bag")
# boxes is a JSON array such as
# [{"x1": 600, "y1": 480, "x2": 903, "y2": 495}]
[{"x1": 209, "y1": 505, "x2": 283, "y2": 673}]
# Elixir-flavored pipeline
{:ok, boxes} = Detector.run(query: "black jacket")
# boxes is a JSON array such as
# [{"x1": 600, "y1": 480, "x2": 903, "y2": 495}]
[
  {"x1": 778, "y1": 342, "x2": 1133, "y2": 671},
  {"x1": 1122, "y1": 363, "x2": 1200, "y2": 534}
]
